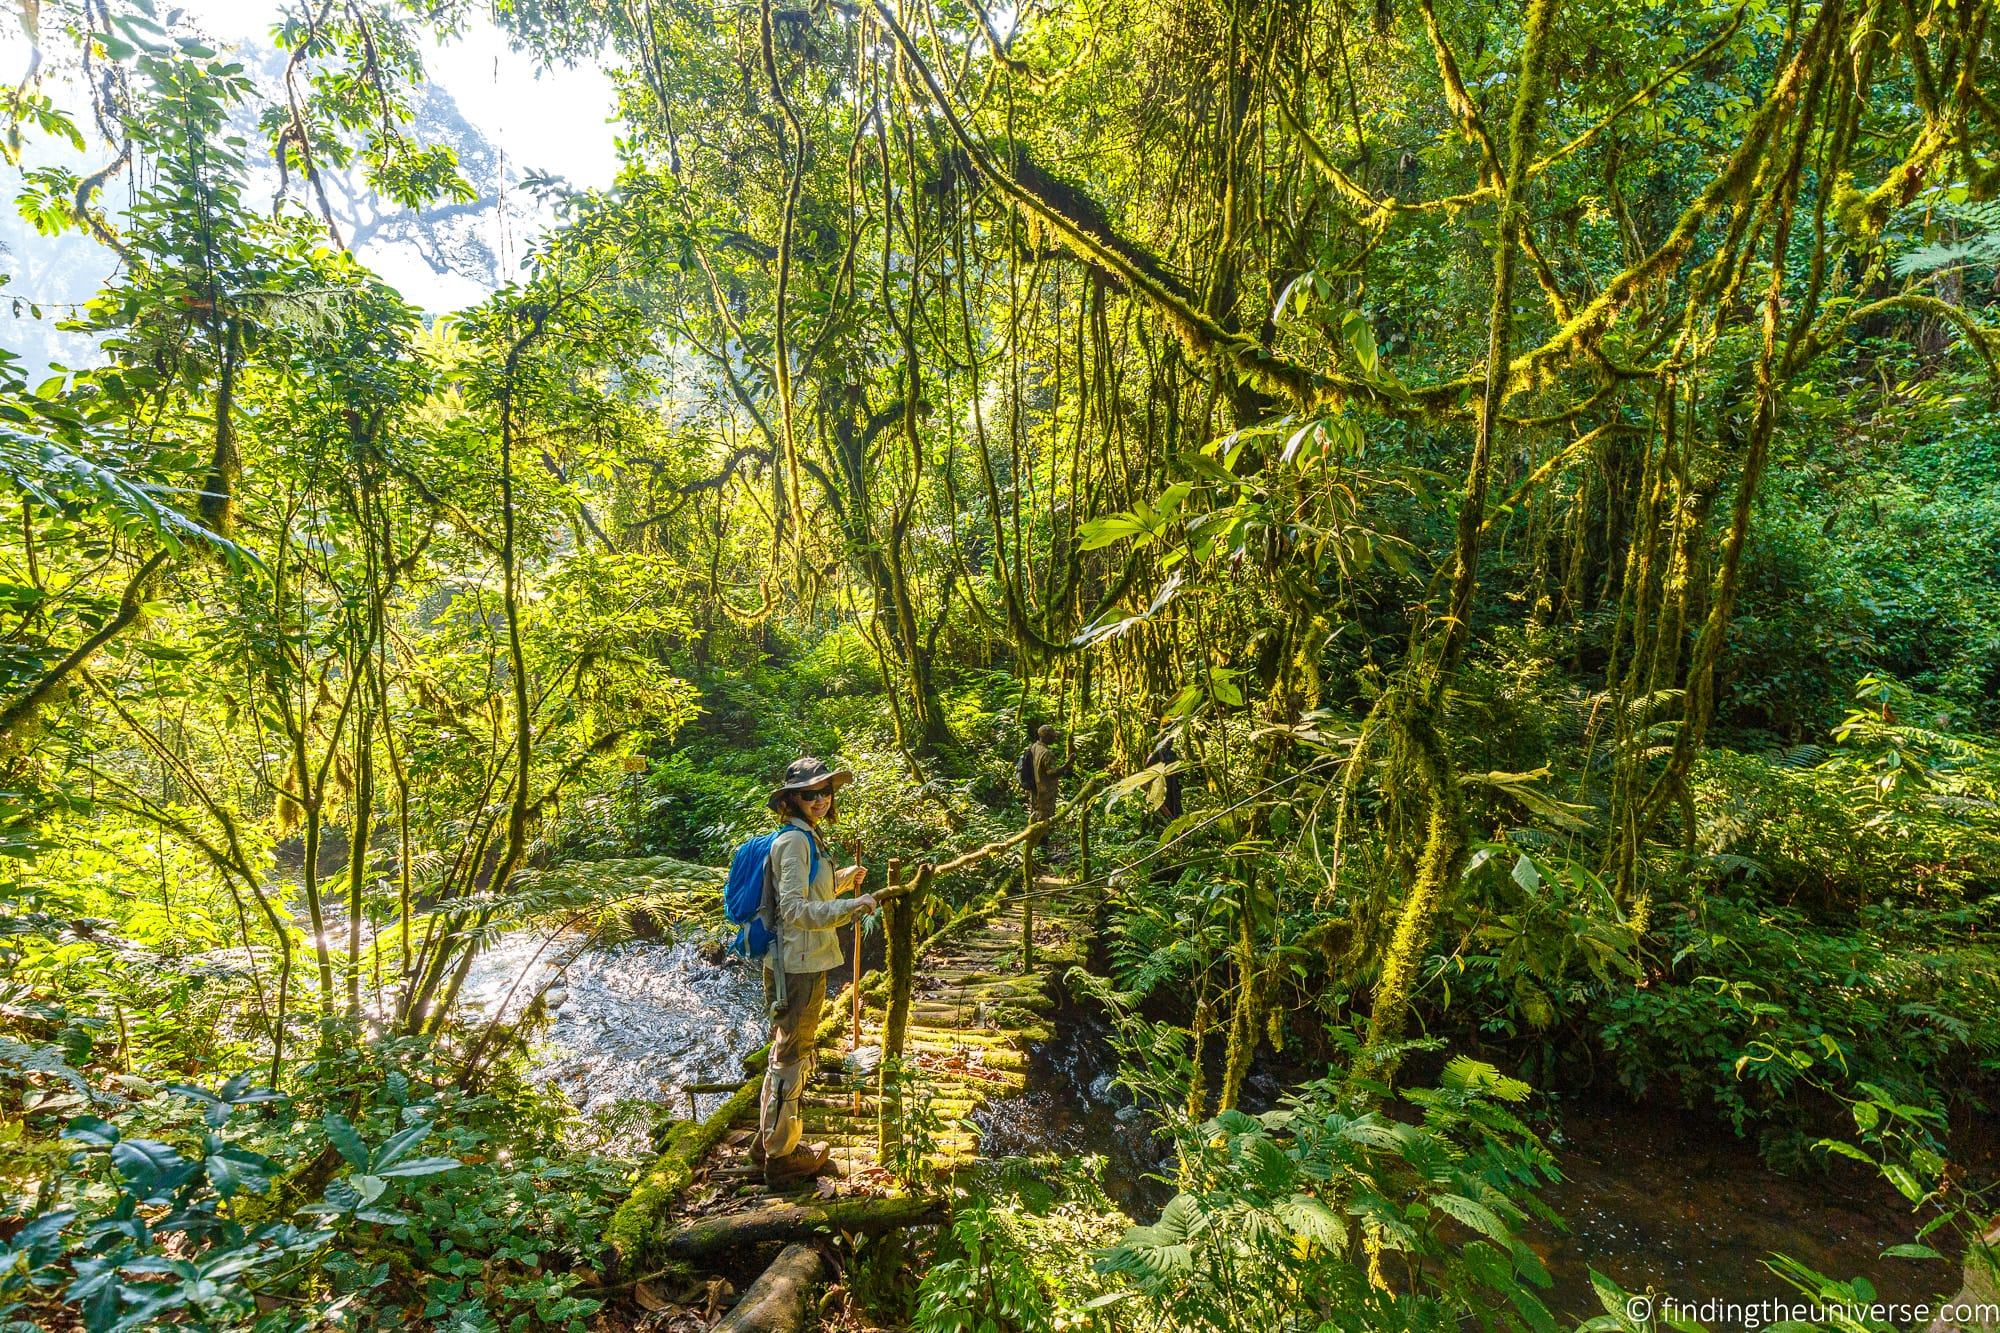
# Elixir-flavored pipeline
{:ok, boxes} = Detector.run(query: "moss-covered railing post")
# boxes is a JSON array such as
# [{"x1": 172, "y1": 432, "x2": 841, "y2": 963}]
[
  {"x1": 878, "y1": 858, "x2": 929, "y2": 1159},
  {"x1": 1078, "y1": 798, "x2": 1091, "y2": 888},
  {"x1": 1020, "y1": 853, "x2": 1036, "y2": 972}
]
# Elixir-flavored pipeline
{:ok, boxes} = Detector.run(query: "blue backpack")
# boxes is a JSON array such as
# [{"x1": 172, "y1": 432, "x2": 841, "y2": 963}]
[{"x1": 723, "y1": 826, "x2": 820, "y2": 958}]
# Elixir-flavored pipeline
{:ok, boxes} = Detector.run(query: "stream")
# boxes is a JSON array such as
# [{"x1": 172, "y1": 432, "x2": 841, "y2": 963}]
[
  {"x1": 460, "y1": 931, "x2": 768, "y2": 1151},
  {"x1": 476, "y1": 935, "x2": 1956, "y2": 1321},
  {"x1": 974, "y1": 992, "x2": 1957, "y2": 1322}
]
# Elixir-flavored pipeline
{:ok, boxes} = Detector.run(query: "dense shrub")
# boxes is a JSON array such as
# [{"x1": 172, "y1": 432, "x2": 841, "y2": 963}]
[{"x1": 1596, "y1": 893, "x2": 2000, "y2": 1166}]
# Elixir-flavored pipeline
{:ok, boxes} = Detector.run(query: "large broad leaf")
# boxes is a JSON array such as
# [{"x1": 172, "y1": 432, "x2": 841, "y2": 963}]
[
  {"x1": 1464, "y1": 768, "x2": 1597, "y2": 833},
  {"x1": 1150, "y1": 1192, "x2": 1205, "y2": 1244},
  {"x1": 322, "y1": 1113, "x2": 370, "y2": 1170},
  {"x1": 62, "y1": 1114, "x2": 120, "y2": 1147},
  {"x1": 1101, "y1": 764, "x2": 1169, "y2": 812},
  {"x1": 1882, "y1": 1163, "x2": 1926, "y2": 1202},
  {"x1": 1880, "y1": 1242, "x2": 1947, "y2": 1260},
  {"x1": 373, "y1": 1155, "x2": 460, "y2": 1179},
  {"x1": 112, "y1": 1138, "x2": 198, "y2": 1197},
  {"x1": 204, "y1": 1139, "x2": 277, "y2": 1199},
  {"x1": 1431, "y1": 1192, "x2": 1512, "y2": 1244},
  {"x1": 1273, "y1": 270, "x2": 1317, "y2": 323},
  {"x1": 1077, "y1": 512, "x2": 1155, "y2": 551},
  {"x1": 370, "y1": 1121, "x2": 433, "y2": 1171},
  {"x1": 1276, "y1": 1194, "x2": 1343, "y2": 1245},
  {"x1": 1077, "y1": 485, "x2": 1191, "y2": 553},
  {"x1": 1511, "y1": 853, "x2": 1543, "y2": 892},
  {"x1": 1342, "y1": 310, "x2": 1380, "y2": 374}
]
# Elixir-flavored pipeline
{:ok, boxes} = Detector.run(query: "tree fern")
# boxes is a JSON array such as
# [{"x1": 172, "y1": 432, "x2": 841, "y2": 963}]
[{"x1": 1892, "y1": 200, "x2": 2000, "y2": 278}]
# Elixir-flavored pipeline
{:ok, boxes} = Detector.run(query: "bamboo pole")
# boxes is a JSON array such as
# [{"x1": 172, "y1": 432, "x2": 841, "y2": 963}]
[
  {"x1": 849, "y1": 840, "x2": 863, "y2": 1119},
  {"x1": 916, "y1": 775, "x2": 1104, "y2": 882},
  {"x1": 1021, "y1": 837, "x2": 1036, "y2": 972},
  {"x1": 1079, "y1": 798, "x2": 1091, "y2": 887}
]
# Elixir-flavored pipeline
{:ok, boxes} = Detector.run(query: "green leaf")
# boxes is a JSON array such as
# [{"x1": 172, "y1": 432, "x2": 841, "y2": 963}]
[
  {"x1": 1273, "y1": 271, "x2": 1316, "y2": 323},
  {"x1": 1431, "y1": 1192, "x2": 1511, "y2": 1243},
  {"x1": 1813, "y1": 1139, "x2": 1874, "y2": 1165},
  {"x1": 1078, "y1": 513, "x2": 1152, "y2": 551},
  {"x1": 1511, "y1": 853, "x2": 1542, "y2": 892},
  {"x1": 371, "y1": 1121, "x2": 433, "y2": 1171},
  {"x1": 112, "y1": 1138, "x2": 194, "y2": 1194},
  {"x1": 1880, "y1": 1243, "x2": 1946, "y2": 1260},
  {"x1": 323, "y1": 1113, "x2": 370, "y2": 1169},
  {"x1": 1882, "y1": 1164, "x2": 1925, "y2": 1202},
  {"x1": 374, "y1": 1156, "x2": 460, "y2": 1179},
  {"x1": 62, "y1": 1115, "x2": 119, "y2": 1147},
  {"x1": 1280, "y1": 419, "x2": 1323, "y2": 466},
  {"x1": 1342, "y1": 310, "x2": 1380, "y2": 374},
  {"x1": 205, "y1": 1141, "x2": 276, "y2": 1198}
]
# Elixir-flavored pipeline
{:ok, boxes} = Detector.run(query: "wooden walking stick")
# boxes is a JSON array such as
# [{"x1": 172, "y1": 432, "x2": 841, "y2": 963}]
[{"x1": 849, "y1": 839, "x2": 864, "y2": 1118}]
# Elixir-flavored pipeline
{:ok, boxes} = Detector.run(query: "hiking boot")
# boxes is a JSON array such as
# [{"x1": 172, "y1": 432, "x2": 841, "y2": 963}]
[{"x1": 763, "y1": 1142, "x2": 832, "y2": 1189}]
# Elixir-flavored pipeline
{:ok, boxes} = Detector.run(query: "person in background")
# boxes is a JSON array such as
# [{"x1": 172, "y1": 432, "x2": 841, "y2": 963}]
[
  {"x1": 753, "y1": 757, "x2": 875, "y2": 1187},
  {"x1": 1028, "y1": 723, "x2": 1063, "y2": 826},
  {"x1": 1021, "y1": 723, "x2": 1073, "y2": 882}
]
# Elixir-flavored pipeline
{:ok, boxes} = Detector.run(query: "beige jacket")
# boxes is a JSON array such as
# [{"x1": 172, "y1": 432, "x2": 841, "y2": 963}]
[
  {"x1": 765, "y1": 818, "x2": 863, "y2": 975},
  {"x1": 1029, "y1": 741, "x2": 1061, "y2": 818}
]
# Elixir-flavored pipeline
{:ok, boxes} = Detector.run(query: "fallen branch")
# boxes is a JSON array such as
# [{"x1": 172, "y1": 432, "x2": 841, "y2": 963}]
[
  {"x1": 606, "y1": 966, "x2": 896, "y2": 1268},
  {"x1": 915, "y1": 776, "x2": 1107, "y2": 884},
  {"x1": 604, "y1": 1079, "x2": 760, "y2": 1267},
  {"x1": 713, "y1": 1244, "x2": 823, "y2": 1333},
  {"x1": 651, "y1": 1195, "x2": 937, "y2": 1262}
]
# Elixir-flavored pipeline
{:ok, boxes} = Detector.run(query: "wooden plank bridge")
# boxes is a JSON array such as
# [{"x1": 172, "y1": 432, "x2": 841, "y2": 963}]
[{"x1": 597, "y1": 786, "x2": 1103, "y2": 1324}]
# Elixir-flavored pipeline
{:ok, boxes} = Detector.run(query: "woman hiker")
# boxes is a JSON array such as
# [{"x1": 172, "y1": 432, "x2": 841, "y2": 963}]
[{"x1": 752, "y1": 757, "x2": 877, "y2": 1187}]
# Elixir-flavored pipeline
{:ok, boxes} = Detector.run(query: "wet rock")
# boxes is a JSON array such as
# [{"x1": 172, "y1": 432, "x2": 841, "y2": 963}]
[{"x1": 1089, "y1": 1073, "x2": 1115, "y2": 1102}]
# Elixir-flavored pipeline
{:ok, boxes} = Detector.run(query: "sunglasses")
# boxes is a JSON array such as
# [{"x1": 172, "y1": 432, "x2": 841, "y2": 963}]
[{"x1": 800, "y1": 789, "x2": 834, "y2": 802}]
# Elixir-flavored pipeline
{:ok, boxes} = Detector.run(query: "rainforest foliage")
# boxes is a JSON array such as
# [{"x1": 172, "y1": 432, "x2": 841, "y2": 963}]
[{"x1": 2, "y1": 0, "x2": 1999, "y2": 1326}]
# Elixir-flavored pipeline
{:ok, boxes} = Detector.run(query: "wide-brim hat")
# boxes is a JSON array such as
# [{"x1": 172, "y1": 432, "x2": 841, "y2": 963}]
[{"x1": 767, "y1": 756, "x2": 854, "y2": 810}]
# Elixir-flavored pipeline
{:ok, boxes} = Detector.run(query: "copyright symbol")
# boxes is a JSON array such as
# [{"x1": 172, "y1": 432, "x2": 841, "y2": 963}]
[{"x1": 1625, "y1": 1295, "x2": 1655, "y2": 1323}]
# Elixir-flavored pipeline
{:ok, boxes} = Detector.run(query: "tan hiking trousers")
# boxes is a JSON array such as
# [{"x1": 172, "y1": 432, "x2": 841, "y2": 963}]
[{"x1": 757, "y1": 968, "x2": 826, "y2": 1160}]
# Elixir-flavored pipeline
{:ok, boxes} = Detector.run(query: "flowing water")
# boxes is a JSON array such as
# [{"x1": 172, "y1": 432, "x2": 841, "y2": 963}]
[
  {"x1": 461, "y1": 932, "x2": 768, "y2": 1152},
  {"x1": 971, "y1": 991, "x2": 1957, "y2": 1323},
  {"x1": 473, "y1": 936, "x2": 1964, "y2": 1320},
  {"x1": 1533, "y1": 1097, "x2": 1934, "y2": 1319}
]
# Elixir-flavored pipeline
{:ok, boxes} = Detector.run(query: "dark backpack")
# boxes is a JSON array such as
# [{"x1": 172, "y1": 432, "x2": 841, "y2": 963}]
[
  {"x1": 722, "y1": 826, "x2": 820, "y2": 959},
  {"x1": 1017, "y1": 747, "x2": 1037, "y2": 796}
]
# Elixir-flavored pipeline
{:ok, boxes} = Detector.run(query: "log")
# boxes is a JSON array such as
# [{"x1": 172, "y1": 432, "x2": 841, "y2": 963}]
[
  {"x1": 713, "y1": 1244, "x2": 823, "y2": 1333},
  {"x1": 607, "y1": 964, "x2": 896, "y2": 1268},
  {"x1": 604, "y1": 1078, "x2": 760, "y2": 1267},
  {"x1": 653, "y1": 1194, "x2": 938, "y2": 1261}
]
